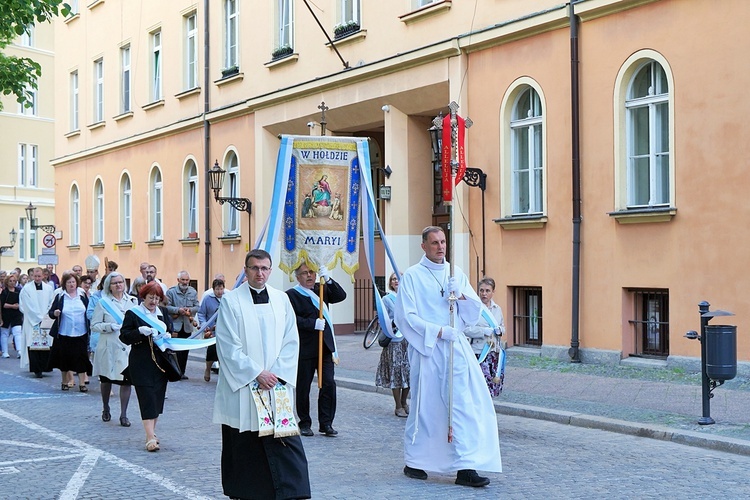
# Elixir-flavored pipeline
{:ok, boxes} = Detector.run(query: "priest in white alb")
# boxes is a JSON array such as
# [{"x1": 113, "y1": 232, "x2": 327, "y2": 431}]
[
  {"x1": 394, "y1": 226, "x2": 502, "y2": 488},
  {"x1": 19, "y1": 267, "x2": 56, "y2": 378},
  {"x1": 213, "y1": 249, "x2": 311, "y2": 500}
]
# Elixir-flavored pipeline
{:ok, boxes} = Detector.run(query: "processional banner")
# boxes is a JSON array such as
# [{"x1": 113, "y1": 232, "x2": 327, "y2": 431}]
[{"x1": 279, "y1": 137, "x2": 361, "y2": 279}]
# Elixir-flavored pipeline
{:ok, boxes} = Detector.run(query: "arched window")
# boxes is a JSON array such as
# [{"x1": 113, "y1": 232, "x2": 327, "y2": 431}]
[
  {"x1": 150, "y1": 167, "x2": 163, "y2": 240},
  {"x1": 120, "y1": 174, "x2": 132, "y2": 242},
  {"x1": 225, "y1": 152, "x2": 240, "y2": 235},
  {"x1": 70, "y1": 184, "x2": 80, "y2": 246},
  {"x1": 184, "y1": 160, "x2": 199, "y2": 237},
  {"x1": 510, "y1": 86, "x2": 544, "y2": 215},
  {"x1": 94, "y1": 179, "x2": 104, "y2": 244},
  {"x1": 612, "y1": 52, "x2": 675, "y2": 220},
  {"x1": 625, "y1": 60, "x2": 670, "y2": 207}
]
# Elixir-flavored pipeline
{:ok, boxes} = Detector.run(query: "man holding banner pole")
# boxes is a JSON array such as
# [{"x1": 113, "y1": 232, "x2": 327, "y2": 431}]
[
  {"x1": 286, "y1": 263, "x2": 346, "y2": 437},
  {"x1": 395, "y1": 226, "x2": 502, "y2": 487}
]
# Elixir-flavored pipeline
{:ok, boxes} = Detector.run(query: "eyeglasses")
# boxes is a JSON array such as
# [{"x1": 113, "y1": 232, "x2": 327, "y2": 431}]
[
  {"x1": 246, "y1": 266, "x2": 272, "y2": 273},
  {"x1": 296, "y1": 270, "x2": 315, "y2": 277},
  {"x1": 110, "y1": 281, "x2": 125, "y2": 285}
]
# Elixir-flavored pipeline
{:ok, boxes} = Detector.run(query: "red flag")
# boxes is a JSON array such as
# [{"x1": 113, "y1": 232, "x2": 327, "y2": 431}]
[{"x1": 441, "y1": 114, "x2": 467, "y2": 202}]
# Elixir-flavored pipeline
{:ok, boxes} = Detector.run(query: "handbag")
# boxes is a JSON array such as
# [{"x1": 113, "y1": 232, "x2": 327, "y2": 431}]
[
  {"x1": 377, "y1": 330, "x2": 391, "y2": 348},
  {"x1": 148, "y1": 336, "x2": 182, "y2": 382}
]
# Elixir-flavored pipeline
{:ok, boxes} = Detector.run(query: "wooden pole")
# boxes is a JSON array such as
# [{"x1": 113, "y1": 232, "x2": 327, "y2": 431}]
[{"x1": 317, "y1": 276, "x2": 325, "y2": 389}]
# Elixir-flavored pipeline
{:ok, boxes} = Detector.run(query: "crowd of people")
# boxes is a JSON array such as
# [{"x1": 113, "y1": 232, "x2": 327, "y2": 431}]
[{"x1": 3, "y1": 228, "x2": 504, "y2": 497}]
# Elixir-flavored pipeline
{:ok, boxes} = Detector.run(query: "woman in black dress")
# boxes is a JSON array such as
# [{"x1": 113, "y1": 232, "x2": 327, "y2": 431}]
[
  {"x1": 47, "y1": 272, "x2": 91, "y2": 391},
  {"x1": 1, "y1": 273, "x2": 23, "y2": 359},
  {"x1": 119, "y1": 281, "x2": 174, "y2": 452}
]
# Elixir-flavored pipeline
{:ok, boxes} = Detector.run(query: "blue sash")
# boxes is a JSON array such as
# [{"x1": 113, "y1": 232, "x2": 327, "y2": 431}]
[
  {"x1": 99, "y1": 296, "x2": 125, "y2": 324},
  {"x1": 381, "y1": 293, "x2": 403, "y2": 342},
  {"x1": 130, "y1": 306, "x2": 216, "y2": 352},
  {"x1": 293, "y1": 284, "x2": 339, "y2": 361},
  {"x1": 477, "y1": 306, "x2": 506, "y2": 374}
]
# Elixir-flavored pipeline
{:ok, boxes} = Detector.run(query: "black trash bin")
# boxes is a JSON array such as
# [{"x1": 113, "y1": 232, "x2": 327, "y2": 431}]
[{"x1": 705, "y1": 324, "x2": 737, "y2": 381}]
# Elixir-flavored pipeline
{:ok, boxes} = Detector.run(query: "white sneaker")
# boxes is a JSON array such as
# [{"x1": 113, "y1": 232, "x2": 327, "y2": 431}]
[
  {"x1": 1, "y1": 353, "x2": 9, "y2": 358},
  {"x1": 17, "y1": 353, "x2": 21, "y2": 359}
]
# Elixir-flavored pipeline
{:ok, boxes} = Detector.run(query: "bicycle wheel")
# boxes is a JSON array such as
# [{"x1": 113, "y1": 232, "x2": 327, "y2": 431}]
[{"x1": 363, "y1": 317, "x2": 380, "y2": 349}]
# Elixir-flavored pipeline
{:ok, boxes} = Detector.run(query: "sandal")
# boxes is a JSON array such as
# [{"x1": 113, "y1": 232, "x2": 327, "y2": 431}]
[
  {"x1": 204, "y1": 368, "x2": 211, "y2": 382},
  {"x1": 61, "y1": 384, "x2": 69, "y2": 391},
  {"x1": 102, "y1": 409, "x2": 111, "y2": 422},
  {"x1": 79, "y1": 385, "x2": 88, "y2": 393},
  {"x1": 119, "y1": 417, "x2": 131, "y2": 427},
  {"x1": 146, "y1": 438, "x2": 160, "y2": 452}
]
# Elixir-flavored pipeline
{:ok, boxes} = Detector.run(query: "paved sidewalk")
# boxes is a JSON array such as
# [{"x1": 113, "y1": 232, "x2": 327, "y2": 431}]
[{"x1": 332, "y1": 333, "x2": 750, "y2": 456}]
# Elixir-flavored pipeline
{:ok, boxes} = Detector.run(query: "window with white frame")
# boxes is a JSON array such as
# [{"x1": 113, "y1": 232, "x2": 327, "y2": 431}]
[
  {"x1": 94, "y1": 58, "x2": 104, "y2": 123},
  {"x1": 18, "y1": 143, "x2": 38, "y2": 187},
  {"x1": 70, "y1": 70, "x2": 79, "y2": 130},
  {"x1": 94, "y1": 179, "x2": 104, "y2": 244},
  {"x1": 18, "y1": 85, "x2": 37, "y2": 116},
  {"x1": 626, "y1": 61, "x2": 670, "y2": 208},
  {"x1": 185, "y1": 13, "x2": 198, "y2": 89},
  {"x1": 224, "y1": 0, "x2": 238, "y2": 69},
  {"x1": 151, "y1": 168, "x2": 163, "y2": 240},
  {"x1": 19, "y1": 25, "x2": 34, "y2": 47},
  {"x1": 226, "y1": 153, "x2": 240, "y2": 235},
  {"x1": 18, "y1": 218, "x2": 37, "y2": 262},
  {"x1": 339, "y1": 0, "x2": 360, "y2": 24},
  {"x1": 69, "y1": 0, "x2": 79, "y2": 14},
  {"x1": 120, "y1": 174, "x2": 132, "y2": 242},
  {"x1": 151, "y1": 30, "x2": 162, "y2": 101},
  {"x1": 70, "y1": 185, "x2": 80, "y2": 246},
  {"x1": 185, "y1": 161, "x2": 198, "y2": 236},
  {"x1": 510, "y1": 86, "x2": 544, "y2": 215},
  {"x1": 121, "y1": 45, "x2": 131, "y2": 113},
  {"x1": 276, "y1": 0, "x2": 293, "y2": 50},
  {"x1": 414, "y1": 0, "x2": 438, "y2": 8}
]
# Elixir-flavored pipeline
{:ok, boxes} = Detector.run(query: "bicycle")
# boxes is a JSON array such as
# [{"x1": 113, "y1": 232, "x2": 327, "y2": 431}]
[{"x1": 362, "y1": 316, "x2": 381, "y2": 349}]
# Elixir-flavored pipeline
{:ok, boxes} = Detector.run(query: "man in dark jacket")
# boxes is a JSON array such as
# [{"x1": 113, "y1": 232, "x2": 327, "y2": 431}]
[{"x1": 286, "y1": 263, "x2": 346, "y2": 437}]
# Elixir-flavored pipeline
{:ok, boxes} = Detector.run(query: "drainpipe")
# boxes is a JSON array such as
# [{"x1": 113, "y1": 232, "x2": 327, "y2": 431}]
[
  {"x1": 202, "y1": 0, "x2": 211, "y2": 292},
  {"x1": 569, "y1": 1, "x2": 582, "y2": 363}
]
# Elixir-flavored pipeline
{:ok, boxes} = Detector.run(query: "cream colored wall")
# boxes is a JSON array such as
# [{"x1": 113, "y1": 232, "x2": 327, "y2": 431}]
[{"x1": 0, "y1": 21, "x2": 56, "y2": 269}]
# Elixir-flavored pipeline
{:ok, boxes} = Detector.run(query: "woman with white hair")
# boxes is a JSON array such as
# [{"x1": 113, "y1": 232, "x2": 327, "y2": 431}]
[{"x1": 91, "y1": 272, "x2": 138, "y2": 426}]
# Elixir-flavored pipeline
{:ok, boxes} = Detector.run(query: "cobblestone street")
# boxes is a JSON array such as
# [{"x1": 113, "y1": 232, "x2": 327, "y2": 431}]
[{"x1": 3, "y1": 347, "x2": 750, "y2": 499}]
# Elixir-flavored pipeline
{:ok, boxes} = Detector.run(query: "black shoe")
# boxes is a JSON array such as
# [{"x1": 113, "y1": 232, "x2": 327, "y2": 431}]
[
  {"x1": 455, "y1": 469, "x2": 490, "y2": 487},
  {"x1": 319, "y1": 425, "x2": 338, "y2": 436},
  {"x1": 180, "y1": 375, "x2": 189, "y2": 380},
  {"x1": 34, "y1": 372, "x2": 43, "y2": 378},
  {"x1": 299, "y1": 427, "x2": 314, "y2": 437},
  {"x1": 403, "y1": 466, "x2": 428, "y2": 480}
]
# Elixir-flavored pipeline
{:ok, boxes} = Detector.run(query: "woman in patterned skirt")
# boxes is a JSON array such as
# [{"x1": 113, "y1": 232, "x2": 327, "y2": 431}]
[{"x1": 375, "y1": 273, "x2": 410, "y2": 417}]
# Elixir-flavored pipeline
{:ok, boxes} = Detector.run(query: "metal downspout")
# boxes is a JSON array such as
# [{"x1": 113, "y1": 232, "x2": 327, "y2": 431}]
[
  {"x1": 569, "y1": 1, "x2": 582, "y2": 363},
  {"x1": 202, "y1": 0, "x2": 211, "y2": 292}
]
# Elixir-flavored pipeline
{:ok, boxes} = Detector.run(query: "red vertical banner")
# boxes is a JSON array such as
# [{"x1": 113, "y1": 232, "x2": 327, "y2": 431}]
[
  {"x1": 441, "y1": 114, "x2": 453, "y2": 202},
  {"x1": 454, "y1": 115, "x2": 466, "y2": 186},
  {"x1": 441, "y1": 114, "x2": 468, "y2": 202}
]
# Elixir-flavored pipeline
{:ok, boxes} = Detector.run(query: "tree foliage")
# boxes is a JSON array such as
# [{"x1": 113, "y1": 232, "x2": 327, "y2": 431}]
[{"x1": 0, "y1": 0, "x2": 70, "y2": 111}]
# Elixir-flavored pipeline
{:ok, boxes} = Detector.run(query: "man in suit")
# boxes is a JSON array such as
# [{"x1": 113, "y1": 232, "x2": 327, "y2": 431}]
[
  {"x1": 286, "y1": 263, "x2": 346, "y2": 437},
  {"x1": 165, "y1": 270, "x2": 199, "y2": 379}
]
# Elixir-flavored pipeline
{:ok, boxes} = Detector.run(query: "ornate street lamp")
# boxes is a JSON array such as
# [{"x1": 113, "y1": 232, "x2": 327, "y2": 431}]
[
  {"x1": 0, "y1": 228, "x2": 17, "y2": 254},
  {"x1": 25, "y1": 202, "x2": 56, "y2": 234},
  {"x1": 208, "y1": 160, "x2": 252, "y2": 235}
]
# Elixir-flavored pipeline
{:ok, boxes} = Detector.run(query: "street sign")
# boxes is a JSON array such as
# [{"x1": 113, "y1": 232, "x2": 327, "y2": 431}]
[
  {"x1": 41, "y1": 248, "x2": 56, "y2": 255},
  {"x1": 38, "y1": 254, "x2": 59, "y2": 265},
  {"x1": 43, "y1": 234, "x2": 57, "y2": 248}
]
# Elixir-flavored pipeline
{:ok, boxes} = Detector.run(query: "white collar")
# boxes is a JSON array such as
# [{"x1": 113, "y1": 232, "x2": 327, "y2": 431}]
[{"x1": 419, "y1": 254, "x2": 448, "y2": 271}]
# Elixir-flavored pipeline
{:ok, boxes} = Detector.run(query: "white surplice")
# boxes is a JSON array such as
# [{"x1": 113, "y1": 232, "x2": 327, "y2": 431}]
[
  {"x1": 213, "y1": 283, "x2": 300, "y2": 432},
  {"x1": 18, "y1": 281, "x2": 55, "y2": 370},
  {"x1": 395, "y1": 255, "x2": 502, "y2": 473}
]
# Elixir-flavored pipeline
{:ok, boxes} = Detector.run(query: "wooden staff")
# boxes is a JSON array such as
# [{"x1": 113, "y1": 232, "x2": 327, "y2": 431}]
[{"x1": 317, "y1": 276, "x2": 325, "y2": 389}]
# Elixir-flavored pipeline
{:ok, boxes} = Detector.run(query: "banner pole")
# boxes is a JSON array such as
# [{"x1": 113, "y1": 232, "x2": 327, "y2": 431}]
[
  {"x1": 447, "y1": 102, "x2": 460, "y2": 444},
  {"x1": 317, "y1": 277, "x2": 325, "y2": 389}
]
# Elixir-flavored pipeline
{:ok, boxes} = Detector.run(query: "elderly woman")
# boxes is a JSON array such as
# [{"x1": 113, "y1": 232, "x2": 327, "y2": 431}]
[
  {"x1": 196, "y1": 278, "x2": 224, "y2": 382},
  {"x1": 119, "y1": 281, "x2": 174, "y2": 452},
  {"x1": 47, "y1": 271, "x2": 91, "y2": 391},
  {"x1": 463, "y1": 277, "x2": 505, "y2": 397},
  {"x1": 91, "y1": 272, "x2": 138, "y2": 426},
  {"x1": 131, "y1": 276, "x2": 146, "y2": 303},
  {"x1": 375, "y1": 272, "x2": 410, "y2": 417},
  {"x1": 1, "y1": 273, "x2": 23, "y2": 359}
]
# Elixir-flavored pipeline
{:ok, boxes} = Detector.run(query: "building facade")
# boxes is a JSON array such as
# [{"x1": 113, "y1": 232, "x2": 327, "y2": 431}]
[
  {"x1": 52, "y1": 0, "x2": 750, "y2": 365},
  {"x1": 0, "y1": 21, "x2": 56, "y2": 273}
]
